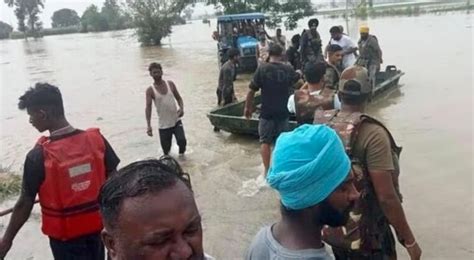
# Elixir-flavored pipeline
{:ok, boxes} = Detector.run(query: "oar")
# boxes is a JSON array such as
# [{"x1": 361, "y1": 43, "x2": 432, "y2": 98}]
[{"x1": 0, "y1": 199, "x2": 39, "y2": 217}]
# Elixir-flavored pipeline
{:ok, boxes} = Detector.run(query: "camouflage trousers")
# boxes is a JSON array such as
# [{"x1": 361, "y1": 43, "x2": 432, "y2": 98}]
[
  {"x1": 368, "y1": 63, "x2": 380, "y2": 89},
  {"x1": 331, "y1": 226, "x2": 397, "y2": 260}
]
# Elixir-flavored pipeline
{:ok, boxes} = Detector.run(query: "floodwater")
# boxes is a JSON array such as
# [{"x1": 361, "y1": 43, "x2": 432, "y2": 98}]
[{"x1": 0, "y1": 12, "x2": 472, "y2": 259}]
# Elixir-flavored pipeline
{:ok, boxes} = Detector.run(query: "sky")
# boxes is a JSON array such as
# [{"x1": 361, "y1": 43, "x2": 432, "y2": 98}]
[
  {"x1": 1, "y1": 0, "x2": 106, "y2": 28},
  {"x1": 0, "y1": 0, "x2": 421, "y2": 29},
  {"x1": 0, "y1": 0, "x2": 218, "y2": 29}
]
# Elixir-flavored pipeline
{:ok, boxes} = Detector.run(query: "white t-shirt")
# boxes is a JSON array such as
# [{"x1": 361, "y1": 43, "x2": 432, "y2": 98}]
[
  {"x1": 287, "y1": 90, "x2": 341, "y2": 114},
  {"x1": 330, "y1": 35, "x2": 357, "y2": 69}
]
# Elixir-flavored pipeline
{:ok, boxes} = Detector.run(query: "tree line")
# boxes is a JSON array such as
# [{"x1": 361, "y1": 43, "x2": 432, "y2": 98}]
[
  {"x1": 2, "y1": 0, "x2": 316, "y2": 45},
  {"x1": 1, "y1": 0, "x2": 133, "y2": 39}
]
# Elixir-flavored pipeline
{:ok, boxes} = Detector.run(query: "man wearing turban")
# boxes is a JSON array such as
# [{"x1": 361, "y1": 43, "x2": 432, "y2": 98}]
[
  {"x1": 246, "y1": 124, "x2": 359, "y2": 260},
  {"x1": 356, "y1": 25, "x2": 383, "y2": 89},
  {"x1": 300, "y1": 18, "x2": 325, "y2": 67}
]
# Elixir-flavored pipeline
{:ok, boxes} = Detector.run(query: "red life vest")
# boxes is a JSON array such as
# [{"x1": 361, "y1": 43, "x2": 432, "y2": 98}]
[{"x1": 37, "y1": 128, "x2": 106, "y2": 241}]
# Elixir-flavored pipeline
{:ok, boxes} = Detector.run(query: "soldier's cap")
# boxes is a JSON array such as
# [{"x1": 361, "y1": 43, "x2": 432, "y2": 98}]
[{"x1": 338, "y1": 65, "x2": 371, "y2": 96}]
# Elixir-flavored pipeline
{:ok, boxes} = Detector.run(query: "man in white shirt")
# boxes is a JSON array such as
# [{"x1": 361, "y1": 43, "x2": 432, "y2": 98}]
[
  {"x1": 271, "y1": 28, "x2": 287, "y2": 49},
  {"x1": 328, "y1": 26, "x2": 357, "y2": 70}
]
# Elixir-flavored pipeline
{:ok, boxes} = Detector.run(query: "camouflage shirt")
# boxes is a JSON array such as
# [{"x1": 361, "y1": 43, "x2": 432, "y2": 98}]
[
  {"x1": 357, "y1": 35, "x2": 382, "y2": 66},
  {"x1": 324, "y1": 63, "x2": 341, "y2": 90},
  {"x1": 301, "y1": 30, "x2": 324, "y2": 63}
]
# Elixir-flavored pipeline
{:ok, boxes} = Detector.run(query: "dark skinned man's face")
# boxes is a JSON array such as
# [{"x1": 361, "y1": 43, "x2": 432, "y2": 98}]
[
  {"x1": 150, "y1": 67, "x2": 163, "y2": 81},
  {"x1": 27, "y1": 107, "x2": 49, "y2": 133},
  {"x1": 318, "y1": 172, "x2": 359, "y2": 227},
  {"x1": 329, "y1": 50, "x2": 343, "y2": 65},
  {"x1": 331, "y1": 32, "x2": 342, "y2": 41},
  {"x1": 102, "y1": 181, "x2": 205, "y2": 260}
]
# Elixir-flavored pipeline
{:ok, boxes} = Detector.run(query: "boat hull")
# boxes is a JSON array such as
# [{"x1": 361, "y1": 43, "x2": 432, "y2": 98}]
[{"x1": 208, "y1": 66, "x2": 404, "y2": 136}]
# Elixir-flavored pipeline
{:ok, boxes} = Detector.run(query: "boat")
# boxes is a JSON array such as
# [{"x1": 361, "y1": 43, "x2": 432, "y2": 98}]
[{"x1": 207, "y1": 65, "x2": 405, "y2": 136}]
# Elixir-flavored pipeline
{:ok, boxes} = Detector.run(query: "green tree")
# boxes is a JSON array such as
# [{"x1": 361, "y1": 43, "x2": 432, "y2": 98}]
[
  {"x1": 0, "y1": 21, "x2": 13, "y2": 39},
  {"x1": 4, "y1": 0, "x2": 44, "y2": 36},
  {"x1": 183, "y1": 6, "x2": 194, "y2": 20},
  {"x1": 126, "y1": 0, "x2": 192, "y2": 45},
  {"x1": 208, "y1": 0, "x2": 314, "y2": 30},
  {"x1": 51, "y1": 8, "x2": 80, "y2": 28},
  {"x1": 81, "y1": 4, "x2": 109, "y2": 32},
  {"x1": 101, "y1": 0, "x2": 124, "y2": 30}
]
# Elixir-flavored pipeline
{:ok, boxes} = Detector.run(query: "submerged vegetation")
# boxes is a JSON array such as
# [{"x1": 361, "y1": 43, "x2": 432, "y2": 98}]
[{"x1": 0, "y1": 166, "x2": 22, "y2": 200}]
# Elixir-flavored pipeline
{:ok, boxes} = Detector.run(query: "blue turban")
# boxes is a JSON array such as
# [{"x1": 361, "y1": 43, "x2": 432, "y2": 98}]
[{"x1": 267, "y1": 124, "x2": 350, "y2": 210}]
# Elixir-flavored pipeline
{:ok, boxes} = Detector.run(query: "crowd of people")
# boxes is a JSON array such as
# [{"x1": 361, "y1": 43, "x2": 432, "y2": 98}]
[{"x1": 0, "y1": 16, "x2": 421, "y2": 260}]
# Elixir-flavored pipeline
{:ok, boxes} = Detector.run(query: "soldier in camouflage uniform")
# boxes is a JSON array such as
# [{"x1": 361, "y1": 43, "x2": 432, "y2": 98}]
[
  {"x1": 315, "y1": 66, "x2": 422, "y2": 260},
  {"x1": 356, "y1": 26, "x2": 383, "y2": 88},
  {"x1": 325, "y1": 44, "x2": 344, "y2": 90},
  {"x1": 300, "y1": 18, "x2": 324, "y2": 68}
]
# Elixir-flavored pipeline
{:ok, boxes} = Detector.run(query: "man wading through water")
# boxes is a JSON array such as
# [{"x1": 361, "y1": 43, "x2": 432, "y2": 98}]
[
  {"x1": 244, "y1": 44, "x2": 301, "y2": 175},
  {"x1": 145, "y1": 62, "x2": 187, "y2": 157}
]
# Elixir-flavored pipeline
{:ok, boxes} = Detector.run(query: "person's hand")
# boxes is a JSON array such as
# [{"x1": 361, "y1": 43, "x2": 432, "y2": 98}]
[
  {"x1": 147, "y1": 126, "x2": 153, "y2": 137},
  {"x1": 0, "y1": 237, "x2": 12, "y2": 259},
  {"x1": 406, "y1": 242, "x2": 421, "y2": 260},
  {"x1": 177, "y1": 108, "x2": 184, "y2": 117},
  {"x1": 243, "y1": 107, "x2": 252, "y2": 120}
]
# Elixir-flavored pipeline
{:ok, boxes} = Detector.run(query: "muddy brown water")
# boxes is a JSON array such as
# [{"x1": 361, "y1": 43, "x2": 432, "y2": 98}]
[{"x1": 0, "y1": 13, "x2": 472, "y2": 259}]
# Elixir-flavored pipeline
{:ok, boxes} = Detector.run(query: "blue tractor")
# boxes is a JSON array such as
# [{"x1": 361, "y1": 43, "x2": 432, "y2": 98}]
[{"x1": 214, "y1": 12, "x2": 265, "y2": 73}]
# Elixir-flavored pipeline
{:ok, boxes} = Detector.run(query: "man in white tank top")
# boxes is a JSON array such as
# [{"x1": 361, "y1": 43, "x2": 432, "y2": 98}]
[
  {"x1": 256, "y1": 31, "x2": 270, "y2": 64},
  {"x1": 145, "y1": 63, "x2": 187, "y2": 156}
]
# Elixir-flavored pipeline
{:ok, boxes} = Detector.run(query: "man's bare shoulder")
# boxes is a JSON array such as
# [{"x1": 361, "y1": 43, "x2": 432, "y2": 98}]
[
  {"x1": 167, "y1": 80, "x2": 178, "y2": 90},
  {"x1": 146, "y1": 85, "x2": 154, "y2": 94}
]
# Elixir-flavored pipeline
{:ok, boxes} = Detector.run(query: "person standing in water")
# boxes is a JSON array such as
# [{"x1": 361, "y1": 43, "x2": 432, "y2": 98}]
[
  {"x1": 244, "y1": 44, "x2": 301, "y2": 175},
  {"x1": 145, "y1": 62, "x2": 187, "y2": 156}
]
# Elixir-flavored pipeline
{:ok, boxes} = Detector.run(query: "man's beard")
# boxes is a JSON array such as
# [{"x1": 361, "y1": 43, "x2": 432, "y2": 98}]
[{"x1": 318, "y1": 200, "x2": 354, "y2": 227}]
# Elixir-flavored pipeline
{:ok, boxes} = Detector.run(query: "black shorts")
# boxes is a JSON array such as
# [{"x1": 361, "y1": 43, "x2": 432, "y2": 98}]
[
  {"x1": 49, "y1": 232, "x2": 105, "y2": 260},
  {"x1": 258, "y1": 118, "x2": 289, "y2": 144}
]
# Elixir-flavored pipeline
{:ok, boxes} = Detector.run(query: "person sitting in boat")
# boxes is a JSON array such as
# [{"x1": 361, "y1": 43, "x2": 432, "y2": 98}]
[
  {"x1": 356, "y1": 25, "x2": 383, "y2": 88},
  {"x1": 288, "y1": 61, "x2": 341, "y2": 124},
  {"x1": 99, "y1": 157, "x2": 215, "y2": 260}
]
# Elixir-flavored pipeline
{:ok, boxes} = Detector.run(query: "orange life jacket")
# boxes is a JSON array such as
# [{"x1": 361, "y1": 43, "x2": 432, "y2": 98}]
[{"x1": 37, "y1": 128, "x2": 106, "y2": 241}]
